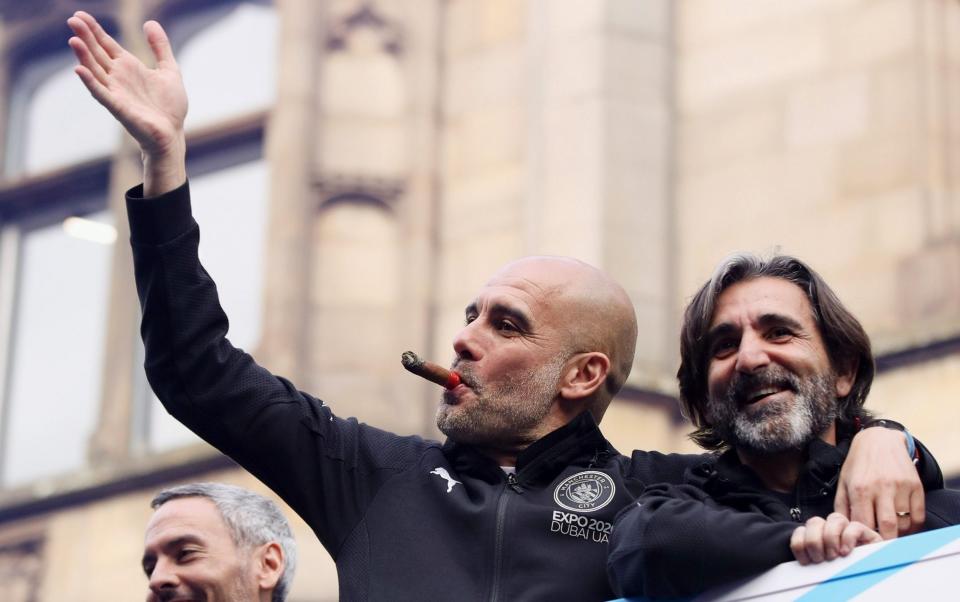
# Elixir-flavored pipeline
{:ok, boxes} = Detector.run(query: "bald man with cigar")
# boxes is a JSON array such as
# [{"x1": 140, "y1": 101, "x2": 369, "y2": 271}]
[{"x1": 68, "y1": 12, "x2": 943, "y2": 601}]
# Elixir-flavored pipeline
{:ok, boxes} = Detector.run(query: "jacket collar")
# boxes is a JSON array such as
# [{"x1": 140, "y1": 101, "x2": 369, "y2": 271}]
[
  {"x1": 442, "y1": 412, "x2": 613, "y2": 486},
  {"x1": 702, "y1": 437, "x2": 849, "y2": 500}
]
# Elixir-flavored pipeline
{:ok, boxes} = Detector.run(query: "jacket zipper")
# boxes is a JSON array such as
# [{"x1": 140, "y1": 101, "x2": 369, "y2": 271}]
[
  {"x1": 489, "y1": 473, "x2": 523, "y2": 602},
  {"x1": 790, "y1": 486, "x2": 803, "y2": 522}
]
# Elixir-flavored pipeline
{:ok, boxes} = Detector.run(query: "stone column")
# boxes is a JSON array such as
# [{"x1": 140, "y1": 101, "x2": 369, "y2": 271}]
[{"x1": 258, "y1": 0, "x2": 323, "y2": 381}]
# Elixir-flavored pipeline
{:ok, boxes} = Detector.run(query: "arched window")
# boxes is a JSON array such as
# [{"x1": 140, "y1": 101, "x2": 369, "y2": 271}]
[
  {"x1": 0, "y1": 28, "x2": 119, "y2": 485},
  {"x1": 172, "y1": 0, "x2": 278, "y2": 130},
  {"x1": 0, "y1": 208, "x2": 113, "y2": 486},
  {"x1": 5, "y1": 44, "x2": 121, "y2": 176}
]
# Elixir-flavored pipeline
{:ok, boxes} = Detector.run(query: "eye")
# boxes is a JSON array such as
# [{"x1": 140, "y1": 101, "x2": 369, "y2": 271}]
[
  {"x1": 465, "y1": 313, "x2": 477, "y2": 325},
  {"x1": 177, "y1": 549, "x2": 198, "y2": 563},
  {"x1": 711, "y1": 338, "x2": 737, "y2": 359},
  {"x1": 497, "y1": 319, "x2": 519, "y2": 332},
  {"x1": 768, "y1": 327, "x2": 794, "y2": 341}
]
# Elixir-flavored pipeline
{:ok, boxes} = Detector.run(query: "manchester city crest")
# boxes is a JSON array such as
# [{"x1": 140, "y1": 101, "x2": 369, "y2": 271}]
[{"x1": 553, "y1": 470, "x2": 615, "y2": 513}]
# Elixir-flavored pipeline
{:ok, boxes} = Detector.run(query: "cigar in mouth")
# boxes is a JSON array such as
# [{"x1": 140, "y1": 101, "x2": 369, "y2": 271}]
[{"x1": 401, "y1": 351, "x2": 462, "y2": 389}]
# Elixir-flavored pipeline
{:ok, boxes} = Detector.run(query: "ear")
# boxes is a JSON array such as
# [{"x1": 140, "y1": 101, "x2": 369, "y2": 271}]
[
  {"x1": 835, "y1": 359, "x2": 857, "y2": 398},
  {"x1": 254, "y1": 542, "x2": 284, "y2": 593},
  {"x1": 558, "y1": 352, "x2": 610, "y2": 401}
]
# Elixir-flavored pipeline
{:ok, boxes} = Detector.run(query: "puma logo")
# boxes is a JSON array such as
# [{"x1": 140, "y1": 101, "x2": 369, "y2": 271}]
[{"x1": 429, "y1": 467, "x2": 462, "y2": 493}]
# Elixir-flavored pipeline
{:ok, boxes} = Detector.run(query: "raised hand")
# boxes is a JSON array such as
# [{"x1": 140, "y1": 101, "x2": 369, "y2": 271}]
[{"x1": 67, "y1": 11, "x2": 187, "y2": 195}]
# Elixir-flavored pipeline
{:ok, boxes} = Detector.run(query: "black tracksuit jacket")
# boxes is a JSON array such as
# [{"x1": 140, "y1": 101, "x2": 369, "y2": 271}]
[
  {"x1": 608, "y1": 437, "x2": 959, "y2": 599},
  {"x1": 126, "y1": 181, "x2": 704, "y2": 601}
]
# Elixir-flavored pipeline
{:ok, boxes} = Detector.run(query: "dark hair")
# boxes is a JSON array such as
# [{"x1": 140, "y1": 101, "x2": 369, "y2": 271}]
[
  {"x1": 152, "y1": 483, "x2": 297, "y2": 602},
  {"x1": 678, "y1": 254, "x2": 875, "y2": 450}
]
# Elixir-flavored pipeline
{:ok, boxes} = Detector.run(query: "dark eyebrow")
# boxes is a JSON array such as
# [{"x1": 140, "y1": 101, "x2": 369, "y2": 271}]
[
  {"x1": 756, "y1": 313, "x2": 805, "y2": 332},
  {"x1": 706, "y1": 313, "x2": 806, "y2": 346},
  {"x1": 705, "y1": 322, "x2": 738, "y2": 347},
  {"x1": 490, "y1": 302, "x2": 532, "y2": 331},
  {"x1": 464, "y1": 301, "x2": 532, "y2": 331}
]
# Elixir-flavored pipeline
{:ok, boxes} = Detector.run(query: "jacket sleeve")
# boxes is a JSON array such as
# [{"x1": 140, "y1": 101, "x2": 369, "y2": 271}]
[
  {"x1": 126, "y1": 182, "x2": 428, "y2": 556},
  {"x1": 914, "y1": 438, "x2": 945, "y2": 490},
  {"x1": 607, "y1": 482, "x2": 798, "y2": 599},
  {"x1": 625, "y1": 450, "x2": 711, "y2": 486}
]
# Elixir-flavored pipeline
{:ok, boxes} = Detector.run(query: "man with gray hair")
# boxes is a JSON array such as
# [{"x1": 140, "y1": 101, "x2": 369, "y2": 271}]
[
  {"x1": 143, "y1": 482, "x2": 297, "y2": 602},
  {"x1": 608, "y1": 254, "x2": 959, "y2": 599}
]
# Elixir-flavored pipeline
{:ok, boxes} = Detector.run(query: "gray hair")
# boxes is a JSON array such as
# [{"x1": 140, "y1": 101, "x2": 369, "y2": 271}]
[{"x1": 151, "y1": 483, "x2": 297, "y2": 602}]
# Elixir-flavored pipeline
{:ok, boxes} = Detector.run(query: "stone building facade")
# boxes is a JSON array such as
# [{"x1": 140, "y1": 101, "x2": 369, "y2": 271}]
[{"x1": 0, "y1": 0, "x2": 955, "y2": 599}]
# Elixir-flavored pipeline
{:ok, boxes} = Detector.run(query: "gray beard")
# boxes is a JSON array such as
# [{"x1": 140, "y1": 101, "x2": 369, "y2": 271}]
[
  {"x1": 436, "y1": 357, "x2": 563, "y2": 447},
  {"x1": 705, "y1": 367, "x2": 838, "y2": 455}
]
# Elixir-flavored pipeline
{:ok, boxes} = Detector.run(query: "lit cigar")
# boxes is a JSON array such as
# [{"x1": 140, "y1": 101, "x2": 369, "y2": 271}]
[{"x1": 401, "y1": 351, "x2": 461, "y2": 389}]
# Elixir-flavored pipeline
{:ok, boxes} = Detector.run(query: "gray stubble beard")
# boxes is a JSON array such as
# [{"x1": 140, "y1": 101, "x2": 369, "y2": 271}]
[
  {"x1": 436, "y1": 356, "x2": 565, "y2": 448},
  {"x1": 706, "y1": 366, "x2": 838, "y2": 455}
]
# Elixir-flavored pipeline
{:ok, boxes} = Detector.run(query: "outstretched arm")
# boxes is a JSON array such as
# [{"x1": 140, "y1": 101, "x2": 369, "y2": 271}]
[{"x1": 67, "y1": 11, "x2": 187, "y2": 196}]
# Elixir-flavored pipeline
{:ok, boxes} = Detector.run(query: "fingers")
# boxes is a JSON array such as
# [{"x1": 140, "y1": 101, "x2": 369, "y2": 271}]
[
  {"x1": 68, "y1": 36, "x2": 109, "y2": 84},
  {"x1": 840, "y1": 521, "x2": 882, "y2": 553},
  {"x1": 73, "y1": 11, "x2": 124, "y2": 59},
  {"x1": 848, "y1": 486, "x2": 877, "y2": 534},
  {"x1": 834, "y1": 484, "x2": 851, "y2": 518},
  {"x1": 67, "y1": 15, "x2": 114, "y2": 76},
  {"x1": 821, "y1": 513, "x2": 848, "y2": 560},
  {"x1": 858, "y1": 524, "x2": 883, "y2": 546},
  {"x1": 72, "y1": 65, "x2": 118, "y2": 115},
  {"x1": 801, "y1": 516, "x2": 827, "y2": 563},
  {"x1": 891, "y1": 475, "x2": 921, "y2": 537},
  {"x1": 790, "y1": 526, "x2": 812, "y2": 565},
  {"x1": 876, "y1": 484, "x2": 901, "y2": 540},
  {"x1": 143, "y1": 21, "x2": 177, "y2": 67},
  {"x1": 792, "y1": 516, "x2": 885, "y2": 567}
]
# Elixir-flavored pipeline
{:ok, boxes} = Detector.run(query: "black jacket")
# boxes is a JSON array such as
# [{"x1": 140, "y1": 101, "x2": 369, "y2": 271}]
[
  {"x1": 607, "y1": 437, "x2": 960, "y2": 599},
  {"x1": 126, "y1": 182, "x2": 703, "y2": 601}
]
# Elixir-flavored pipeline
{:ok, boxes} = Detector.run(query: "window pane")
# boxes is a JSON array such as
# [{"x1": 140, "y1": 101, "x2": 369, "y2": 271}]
[
  {"x1": 2, "y1": 210, "x2": 113, "y2": 486},
  {"x1": 148, "y1": 159, "x2": 269, "y2": 451},
  {"x1": 6, "y1": 53, "x2": 121, "y2": 176},
  {"x1": 179, "y1": 2, "x2": 278, "y2": 130}
]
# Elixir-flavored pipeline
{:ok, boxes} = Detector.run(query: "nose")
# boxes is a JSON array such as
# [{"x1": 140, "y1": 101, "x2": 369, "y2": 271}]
[
  {"x1": 148, "y1": 557, "x2": 179, "y2": 595},
  {"x1": 734, "y1": 332, "x2": 770, "y2": 374},
  {"x1": 452, "y1": 320, "x2": 483, "y2": 362}
]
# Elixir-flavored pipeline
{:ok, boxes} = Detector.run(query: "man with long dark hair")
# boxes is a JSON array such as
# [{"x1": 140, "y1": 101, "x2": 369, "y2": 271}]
[{"x1": 608, "y1": 254, "x2": 960, "y2": 599}]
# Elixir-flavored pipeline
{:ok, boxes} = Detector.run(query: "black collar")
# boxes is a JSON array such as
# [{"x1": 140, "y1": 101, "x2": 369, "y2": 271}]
[
  {"x1": 706, "y1": 437, "x2": 848, "y2": 499},
  {"x1": 442, "y1": 412, "x2": 614, "y2": 486}
]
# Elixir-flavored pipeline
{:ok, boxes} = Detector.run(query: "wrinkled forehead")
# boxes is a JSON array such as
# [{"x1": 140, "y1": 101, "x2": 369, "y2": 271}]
[{"x1": 710, "y1": 277, "x2": 817, "y2": 329}]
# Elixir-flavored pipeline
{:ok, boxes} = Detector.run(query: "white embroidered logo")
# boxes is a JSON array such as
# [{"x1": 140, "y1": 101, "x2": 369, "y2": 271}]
[
  {"x1": 553, "y1": 470, "x2": 616, "y2": 513},
  {"x1": 429, "y1": 467, "x2": 462, "y2": 493}
]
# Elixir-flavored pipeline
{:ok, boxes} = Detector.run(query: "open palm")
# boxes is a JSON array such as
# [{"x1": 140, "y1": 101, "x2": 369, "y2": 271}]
[{"x1": 67, "y1": 11, "x2": 187, "y2": 157}]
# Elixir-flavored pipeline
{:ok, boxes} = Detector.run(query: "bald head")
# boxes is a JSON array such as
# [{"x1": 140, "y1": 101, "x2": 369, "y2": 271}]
[{"x1": 487, "y1": 256, "x2": 638, "y2": 419}]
